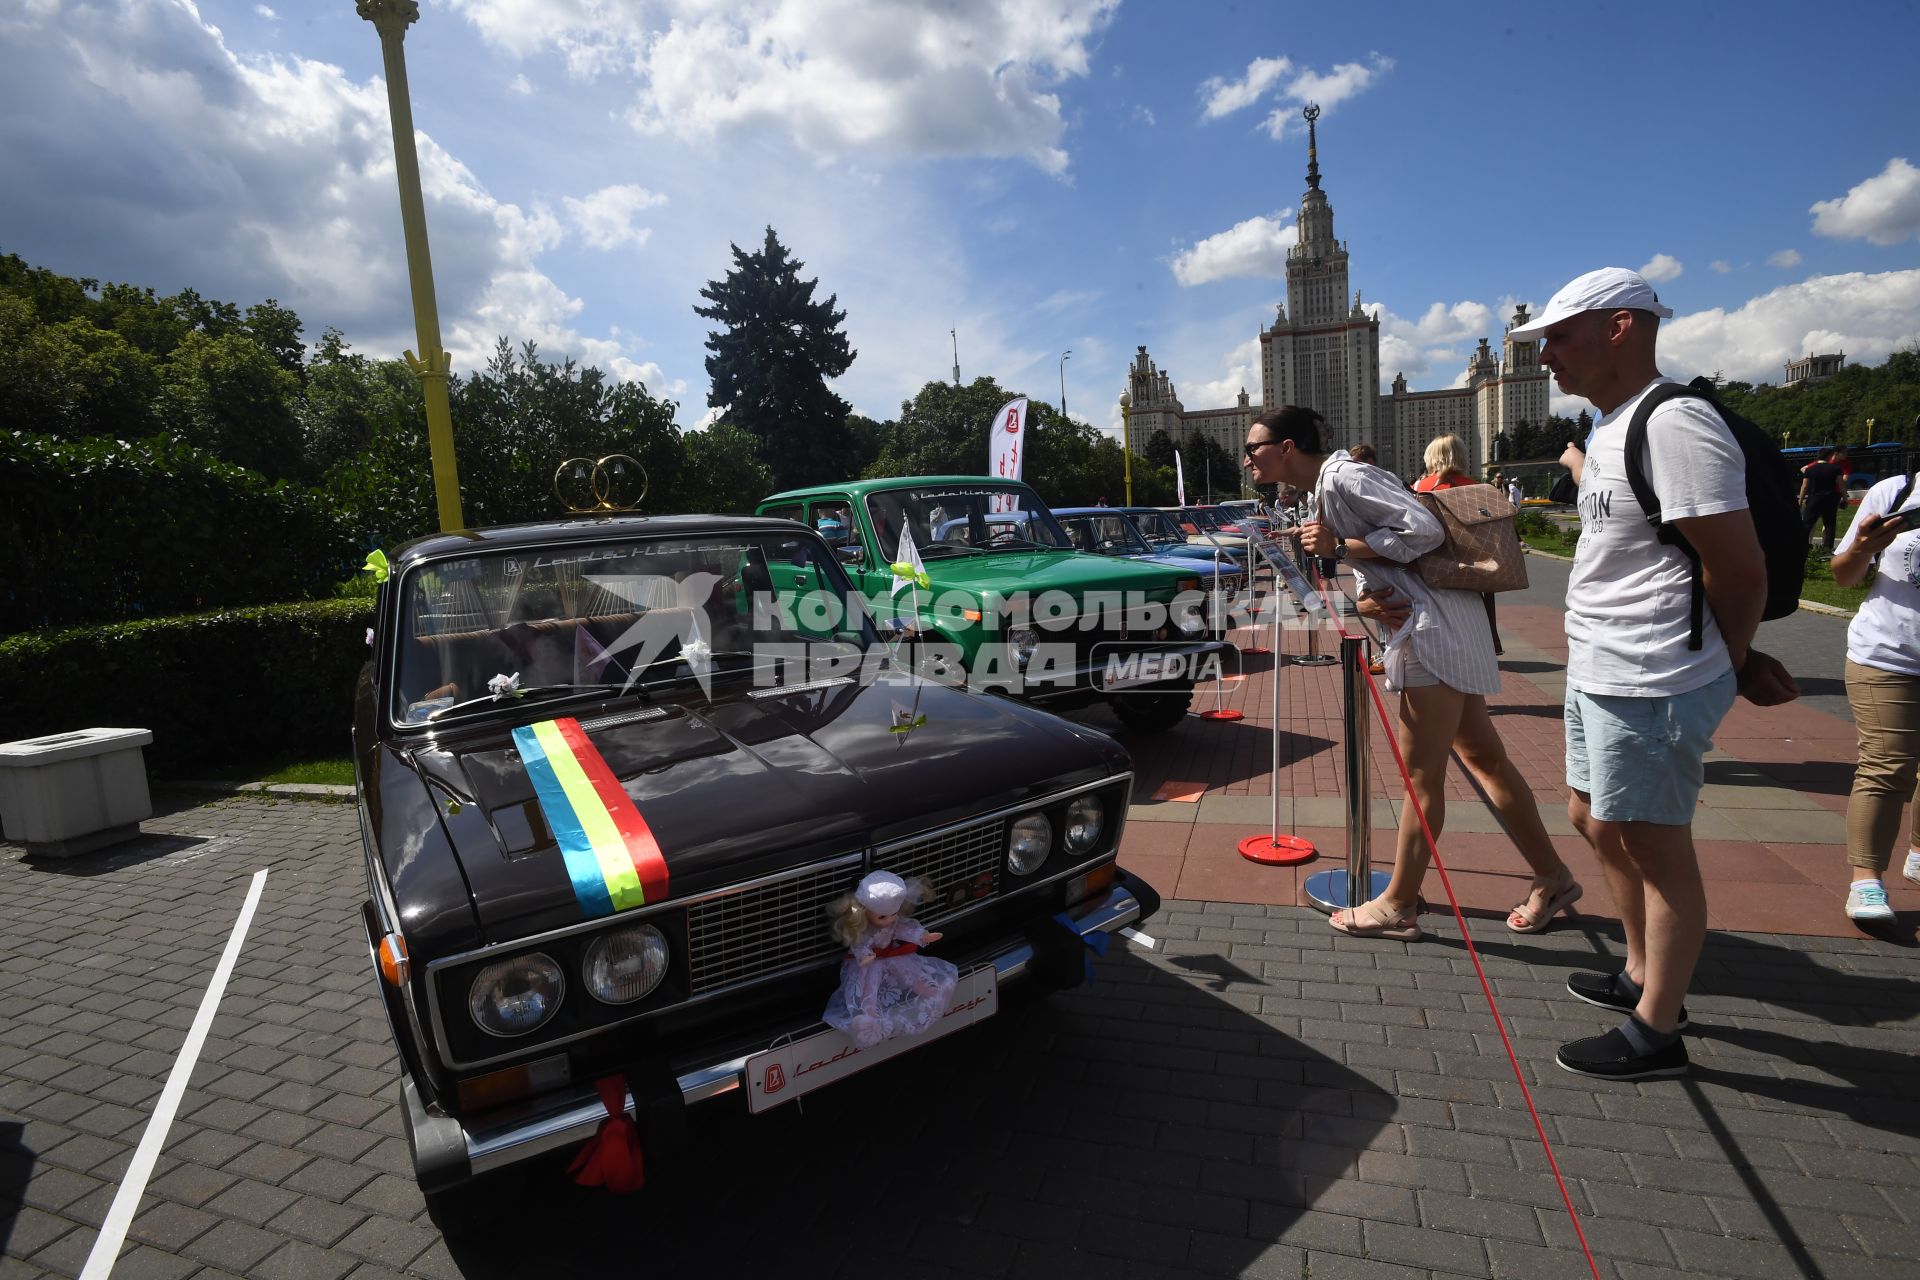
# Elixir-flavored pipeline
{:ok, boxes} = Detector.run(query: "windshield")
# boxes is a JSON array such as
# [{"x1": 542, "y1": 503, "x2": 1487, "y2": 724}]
[
  {"x1": 1129, "y1": 510, "x2": 1189, "y2": 545},
  {"x1": 1056, "y1": 512, "x2": 1153, "y2": 557},
  {"x1": 864, "y1": 483, "x2": 1072, "y2": 557},
  {"x1": 389, "y1": 531, "x2": 871, "y2": 725}
]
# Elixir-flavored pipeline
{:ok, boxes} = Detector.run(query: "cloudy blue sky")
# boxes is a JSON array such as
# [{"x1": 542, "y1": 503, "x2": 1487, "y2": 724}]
[{"x1": 4, "y1": 0, "x2": 1918, "y2": 436}]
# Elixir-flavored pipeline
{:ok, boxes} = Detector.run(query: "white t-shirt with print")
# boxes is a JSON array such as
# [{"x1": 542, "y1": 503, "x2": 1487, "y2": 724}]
[
  {"x1": 1565, "y1": 377, "x2": 1748, "y2": 697},
  {"x1": 1837, "y1": 474, "x2": 1920, "y2": 677}
]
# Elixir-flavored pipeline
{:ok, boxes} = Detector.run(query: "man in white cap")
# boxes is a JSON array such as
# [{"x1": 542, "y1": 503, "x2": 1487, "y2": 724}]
[{"x1": 1510, "y1": 268, "x2": 1796, "y2": 1082}]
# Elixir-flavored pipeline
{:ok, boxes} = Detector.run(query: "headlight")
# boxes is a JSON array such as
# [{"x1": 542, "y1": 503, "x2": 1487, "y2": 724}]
[
  {"x1": 468, "y1": 953, "x2": 565, "y2": 1038},
  {"x1": 1007, "y1": 812, "x2": 1051, "y2": 875},
  {"x1": 582, "y1": 924, "x2": 670, "y2": 1005},
  {"x1": 1064, "y1": 796, "x2": 1104, "y2": 854},
  {"x1": 1009, "y1": 626, "x2": 1041, "y2": 667}
]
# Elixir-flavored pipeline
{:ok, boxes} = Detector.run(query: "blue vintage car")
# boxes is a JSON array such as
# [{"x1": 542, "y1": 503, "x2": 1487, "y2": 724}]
[
  {"x1": 1106, "y1": 506, "x2": 1253, "y2": 571},
  {"x1": 1052, "y1": 508, "x2": 1248, "y2": 590}
]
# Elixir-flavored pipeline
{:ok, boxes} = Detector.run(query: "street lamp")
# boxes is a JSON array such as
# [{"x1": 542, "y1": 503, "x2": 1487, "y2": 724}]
[
  {"x1": 359, "y1": 0, "x2": 464, "y2": 532},
  {"x1": 1118, "y1": 389, "x2": 1133, "y2": 506},
  {"x1": 1059, "y1": 350, "x2": 1072, "y2": 420}
]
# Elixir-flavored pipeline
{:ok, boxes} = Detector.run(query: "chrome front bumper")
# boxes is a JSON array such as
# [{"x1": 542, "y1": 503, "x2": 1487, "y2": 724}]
[{"x1": 410, "y1": 882, "x2": 1147, "y2": 1184}]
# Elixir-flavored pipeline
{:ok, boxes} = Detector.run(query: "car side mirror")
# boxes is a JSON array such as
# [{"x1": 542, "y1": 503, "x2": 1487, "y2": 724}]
[{"x1": 836, "y1": 545, "x2": 865, "y2": 565}]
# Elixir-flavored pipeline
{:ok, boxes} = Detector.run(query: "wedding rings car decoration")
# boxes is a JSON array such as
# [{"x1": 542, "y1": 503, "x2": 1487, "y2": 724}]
[{"x1": 554, "y1": 454, "x2": 649, "y2": 514}]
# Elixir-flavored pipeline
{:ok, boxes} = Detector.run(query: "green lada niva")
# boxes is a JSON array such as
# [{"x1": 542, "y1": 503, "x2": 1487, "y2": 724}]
[{"x1": 757, "y1": 476, "x2": 1230, "y2": 731}]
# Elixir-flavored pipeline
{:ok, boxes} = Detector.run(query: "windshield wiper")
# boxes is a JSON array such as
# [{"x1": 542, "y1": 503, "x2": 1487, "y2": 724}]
[
  {"x1": 427, "y1": 682, "x2": 629, "y2": 721},
  {"x1": 987, "y1": 537, "x2": 1057, "y2": 551}
]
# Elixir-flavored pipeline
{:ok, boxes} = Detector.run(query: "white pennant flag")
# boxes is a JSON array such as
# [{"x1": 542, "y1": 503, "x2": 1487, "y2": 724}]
[
  {"x1": 1175, "y1": 449, "x2": 1187, "y2": 507},
  {"x1": 988, "y1": 396, "x2": 1028, "y2": 512},
  {"x1": 890, "y1": 524, "x2": 928, "y2": 600}
]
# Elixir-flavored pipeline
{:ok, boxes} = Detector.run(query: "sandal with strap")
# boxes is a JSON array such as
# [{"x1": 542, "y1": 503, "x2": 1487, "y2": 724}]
[
  {"x1": 1507, "y1": 875, "x2": 1583, "y2": 934},
  {"x1": 1330, "y1": 898, "x2": 1421, "y2": 941}
]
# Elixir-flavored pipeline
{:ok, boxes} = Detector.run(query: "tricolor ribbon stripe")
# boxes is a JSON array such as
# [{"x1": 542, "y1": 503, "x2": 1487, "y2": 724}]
[{"x1": 513, "y1": 717, "x2": 669, "y2": 917}]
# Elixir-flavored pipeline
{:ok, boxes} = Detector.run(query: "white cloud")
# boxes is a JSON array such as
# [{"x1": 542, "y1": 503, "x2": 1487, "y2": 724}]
[
  {"x1": 1133, "y1": 104, "x2": 1156, "y2": 126},
  {"x1": 1262, "y1": 55, "x2": 1394, "y2": 139},
  {"x1": 1196, "y1": 52, "x2": 1393, "y2": 137},
  {"x1": 1811, "y1": 157, "x2": 1920, "y2": 246},
  {"x1": 1200, "y1": 56, "x2": 1291, "y2": 119},
  {"x1": 0, "y1": 0, "x2": 672, "y2": 390},
  {"x1": 1170, "y1": 212, "x2": 1298, "y2": 286},
  {"x1": 508, "y1": 72, "x2": 533, "y2": 96},
  {"x1": 563, "y1": 184, "x2": 668, "y2": 251},
  {"x1": 1660, "y1": 270, "x2": 1920, "y2": 384},
  {"x1": 1371, "y1": 298, "x2": 1496, "y2": 389},
  {"x1": 1710, "y1": 260, "x2": 1734, "y2": 274},
  {"x1": 448, "y1": 0, "x2": 1119, "y2": 176},
  {"x1": 1180, "y1": 337, "x2": 1262, "y2": 409},
  {"x1": 254, "y1": 5, "x2": 277, "y2": 19},
  {"x1": 1640, "y1": 253, "x2": 1683, "y2": 283},
  {"x1": 1767, "y1": 248, "x2": 1803, "y2": 269}
]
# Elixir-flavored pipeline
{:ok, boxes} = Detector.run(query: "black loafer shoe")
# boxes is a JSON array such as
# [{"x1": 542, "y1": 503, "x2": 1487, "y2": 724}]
[
  {"x1": 1566, "y1": 971, "x2": 1689, "y2": 1030},
  {"x1": 1556, "y1": 1025, "x2": 1689, "y2": 1081}
]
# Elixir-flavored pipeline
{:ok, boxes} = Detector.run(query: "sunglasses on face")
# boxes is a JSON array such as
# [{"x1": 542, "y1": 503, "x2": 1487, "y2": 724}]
[{"x1": 1244, "y1": 439, "x2": 1282, "y2": 460}]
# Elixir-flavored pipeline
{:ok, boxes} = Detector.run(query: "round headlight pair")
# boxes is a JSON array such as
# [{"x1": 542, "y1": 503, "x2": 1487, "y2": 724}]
[
  {"x1": 1008, "y1": 796, "x2": 1105, "y2": 876},
  {"x1": 467, "y1": 924, "x2": 670, "y2": 1038}
]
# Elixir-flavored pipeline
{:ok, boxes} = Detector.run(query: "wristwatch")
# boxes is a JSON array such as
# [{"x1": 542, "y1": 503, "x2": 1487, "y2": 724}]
[{"x1": 1333, "y1": 542, "x2": 1349, "y2": 561}]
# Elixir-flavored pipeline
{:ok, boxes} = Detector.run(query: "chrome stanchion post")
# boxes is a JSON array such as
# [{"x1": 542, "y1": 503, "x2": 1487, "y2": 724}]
[
  {"x1": 1237, "y1": 531, "x2": 1314, "y2": 866},
  {"x1": 1288, "y1": 536, "x2": 1336, "y2": 667},
  {"x1": 1198, "y1": 540, "x2": 1243, "y2": 722},
  {"x1": 1305, "y1": 635, "x2": 1391, "y2": 913}
]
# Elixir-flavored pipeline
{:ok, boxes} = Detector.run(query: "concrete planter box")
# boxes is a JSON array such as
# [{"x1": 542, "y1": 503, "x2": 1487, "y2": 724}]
[{"x1": 0, "y1": 728, "x2": 154, "y2": 857}]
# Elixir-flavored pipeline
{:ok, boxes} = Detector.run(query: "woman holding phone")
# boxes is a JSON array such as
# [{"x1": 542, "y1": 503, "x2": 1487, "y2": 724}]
[{"x1": 1829, "y1": 471, "x2": 1920, "y2": 924}]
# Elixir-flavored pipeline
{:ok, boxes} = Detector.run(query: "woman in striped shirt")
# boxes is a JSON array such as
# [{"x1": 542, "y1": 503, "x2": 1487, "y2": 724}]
[{"x1": 1245, "y1": 407, "x2": 1579, "y2": 941}]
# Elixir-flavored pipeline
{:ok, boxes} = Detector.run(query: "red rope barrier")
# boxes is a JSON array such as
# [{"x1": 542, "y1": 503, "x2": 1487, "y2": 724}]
[{"x1": 1309, "y1": 574, "x2": 1605, "y2": 1280}]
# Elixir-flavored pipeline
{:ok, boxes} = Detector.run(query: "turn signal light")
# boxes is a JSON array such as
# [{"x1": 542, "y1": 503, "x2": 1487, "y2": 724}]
[
  {"x1": 455, "y1": 1054, "x2": 571, "y2": 1112},
  {"x1": 377, "y1": 933, "x2": 410, "y2": 987}
]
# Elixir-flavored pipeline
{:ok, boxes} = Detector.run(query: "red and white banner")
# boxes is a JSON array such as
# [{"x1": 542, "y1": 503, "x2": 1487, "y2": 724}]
[{"x1": 988, "y1": 396, "x2": 1028, "y2": 512}]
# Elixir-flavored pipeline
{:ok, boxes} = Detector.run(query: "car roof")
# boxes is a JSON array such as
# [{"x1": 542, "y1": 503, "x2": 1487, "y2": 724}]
[
  {"x1": 760, "y1": 475, "x2": 1037, "y2": 504},
  {"x1": 391, "y1": 513, "x2": 811, "y2": 568}
]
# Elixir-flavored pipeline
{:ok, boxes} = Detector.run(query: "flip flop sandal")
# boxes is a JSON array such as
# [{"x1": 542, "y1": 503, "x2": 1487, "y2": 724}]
[
  {"x1": 1507, "y1": 878, "x2": 1583, "y2": 934},
  {"x1": 1330, "y1": 899, "x2": 1422, "y2": 941}
]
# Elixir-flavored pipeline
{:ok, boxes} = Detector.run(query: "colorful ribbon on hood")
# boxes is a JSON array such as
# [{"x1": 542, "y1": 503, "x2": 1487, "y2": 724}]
[{"x1": 513, "y1": 717, "x2": 669, "y2": 917}]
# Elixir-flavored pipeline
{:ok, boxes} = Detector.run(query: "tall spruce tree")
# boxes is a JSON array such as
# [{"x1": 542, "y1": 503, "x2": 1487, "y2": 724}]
[{"x1": 695, "y1": 227, "x2": 858, "y2": 490}]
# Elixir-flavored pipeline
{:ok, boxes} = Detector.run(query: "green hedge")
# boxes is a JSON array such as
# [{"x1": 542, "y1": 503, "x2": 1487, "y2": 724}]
[
  {"x1": 0, "y1": 598, "x2": 373, "y2": 776},
  {"x1": 1, "y1": 430, "x2": 356, "y2": 632}
]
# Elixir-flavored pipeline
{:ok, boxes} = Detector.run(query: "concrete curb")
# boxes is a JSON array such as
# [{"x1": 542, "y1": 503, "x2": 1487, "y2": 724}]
[{"x1": 169, "y1": 780, "x2": 355, "y2": 802}]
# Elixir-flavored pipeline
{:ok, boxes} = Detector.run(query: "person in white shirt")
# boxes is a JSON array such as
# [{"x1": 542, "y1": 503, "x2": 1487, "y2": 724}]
[
  {"x1": 1828, "y1": 473, "x2": 1920, "y2": 923},
  {"x1": 1507, "y1": 477, "x2": 1524, "y2": 507},
  {"x1": 1518, "y1": 267, "x2": 1797, "y2": 1081}
]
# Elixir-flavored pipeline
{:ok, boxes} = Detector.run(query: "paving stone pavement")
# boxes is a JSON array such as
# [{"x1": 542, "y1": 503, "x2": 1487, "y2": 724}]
[{"x1": 3, "y1": 792, "x2": 1918, "y2": 1279}]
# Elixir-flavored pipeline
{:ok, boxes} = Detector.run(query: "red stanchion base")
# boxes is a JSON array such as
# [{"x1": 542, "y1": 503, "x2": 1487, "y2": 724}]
[
  {"x1": 1196, "y1": 708, "x2": 1244, "y2": 721},
  {"x1": 1239, "y1": 641, "x2": 1272, "y2": 655},
  {"x1": 1238, "y1": 834, "x2": 1317, "y2": 864}
]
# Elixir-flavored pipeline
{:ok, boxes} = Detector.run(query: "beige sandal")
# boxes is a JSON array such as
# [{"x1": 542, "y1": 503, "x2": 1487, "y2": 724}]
[
  {"x1": 1507, "y1": 875, "x2": 1583, "y2": 934},
  {"x1": 1330, "y1": 897, "x2": 1421, "y2": 941}
]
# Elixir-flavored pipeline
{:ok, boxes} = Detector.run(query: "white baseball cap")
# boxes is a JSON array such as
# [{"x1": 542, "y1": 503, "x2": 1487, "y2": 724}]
[{"x1": 1507, "y1": 267, "x2": 1674, "y2": 339}]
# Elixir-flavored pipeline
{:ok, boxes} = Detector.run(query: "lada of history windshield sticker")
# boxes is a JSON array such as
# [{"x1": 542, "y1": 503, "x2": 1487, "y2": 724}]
[{"x1": 512, "y1": 717, "x2": 669, "y2": 917}]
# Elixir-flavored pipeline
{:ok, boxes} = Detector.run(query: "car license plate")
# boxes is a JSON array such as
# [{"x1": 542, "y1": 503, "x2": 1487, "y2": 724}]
[{"x1": 744, "y1": 967, "x2": 998, "y2": 1114}]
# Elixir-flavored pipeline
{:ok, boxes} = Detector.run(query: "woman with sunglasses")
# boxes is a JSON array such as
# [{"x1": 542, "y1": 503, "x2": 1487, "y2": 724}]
[{"x1": 1243, "y1": 407, "x2": 1579, "y2": 940}]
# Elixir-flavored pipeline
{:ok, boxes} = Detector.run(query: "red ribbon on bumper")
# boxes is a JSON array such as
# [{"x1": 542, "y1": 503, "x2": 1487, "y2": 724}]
[{"x1": 568, "y1": 1076, "x2": 646, "y2": 1193}]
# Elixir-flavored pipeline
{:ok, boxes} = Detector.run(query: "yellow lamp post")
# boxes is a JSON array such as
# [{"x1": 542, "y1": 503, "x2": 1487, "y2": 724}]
[
  {"x1": 1118, "y1": 390, "x2": 1134, "y2": 506},
  {"x1": 359, "y1": 0, "x2": 464, "y2": 533}
]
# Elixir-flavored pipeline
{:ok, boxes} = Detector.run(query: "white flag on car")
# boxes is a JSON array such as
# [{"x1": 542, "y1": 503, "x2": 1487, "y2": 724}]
[{"x1": 1175, "y1": 449, "x2": 1186, "y2": 506}]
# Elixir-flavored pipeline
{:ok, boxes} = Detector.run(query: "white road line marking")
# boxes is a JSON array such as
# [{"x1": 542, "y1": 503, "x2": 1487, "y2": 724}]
[{"x1": 79, "y1": 867, "x2": 269, "y2": 1280}]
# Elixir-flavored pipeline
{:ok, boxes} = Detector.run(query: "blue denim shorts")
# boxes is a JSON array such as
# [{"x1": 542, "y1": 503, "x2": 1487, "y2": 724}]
[{"x1": 1564, "y1": 670, "x2": 1737, "y2": 825}]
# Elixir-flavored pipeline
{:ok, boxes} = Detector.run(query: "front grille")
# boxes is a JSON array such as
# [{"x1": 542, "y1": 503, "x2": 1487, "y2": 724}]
[
  {"x1": 882, "y1": 816, "x2": 1006, "y2": 924},
  {"x1": 679, "y1": 815, "x2": 1008, "y2": 997},
  {"x1": 683, "y1": 862, "x2": 859, "y2": 996}
]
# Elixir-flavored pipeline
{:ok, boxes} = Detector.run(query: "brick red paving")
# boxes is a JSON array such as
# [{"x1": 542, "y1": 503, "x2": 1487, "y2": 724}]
[{"x1": 1110, "y1": 588, "x2": 1917, "y2": 940}]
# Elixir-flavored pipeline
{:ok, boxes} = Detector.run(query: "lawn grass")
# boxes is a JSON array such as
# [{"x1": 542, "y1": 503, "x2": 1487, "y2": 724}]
[{"x1": 201, "y1": 756, "x2": 354, "y2": 786}]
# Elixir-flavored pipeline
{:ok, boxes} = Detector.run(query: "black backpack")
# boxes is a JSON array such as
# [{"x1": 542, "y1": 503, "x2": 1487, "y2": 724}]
[{"x1": 1622, "y1": 377, "x2": 1804, "y2": 650}]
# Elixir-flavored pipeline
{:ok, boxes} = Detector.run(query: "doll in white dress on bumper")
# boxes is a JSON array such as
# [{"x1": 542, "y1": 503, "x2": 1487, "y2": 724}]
[{"x1": 823, "y1": 871, "x2": 959, "y2": 1047}]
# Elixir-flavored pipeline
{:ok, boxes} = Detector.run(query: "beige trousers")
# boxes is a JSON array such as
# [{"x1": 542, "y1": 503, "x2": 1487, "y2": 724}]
[{"x1": 1845, "y1": 658, "x2": 1920, "y2": 874}]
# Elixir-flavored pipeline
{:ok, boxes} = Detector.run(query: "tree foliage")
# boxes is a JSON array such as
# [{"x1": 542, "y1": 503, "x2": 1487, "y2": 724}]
[{"x1": 695, "y1": 227, "x2": 859, "y2": 489}]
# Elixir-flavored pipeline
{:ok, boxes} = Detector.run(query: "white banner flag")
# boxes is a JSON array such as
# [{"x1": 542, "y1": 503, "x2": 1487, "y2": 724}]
[
  {"x1": 1175, "y1": 449, "x2": 1186, "y2": 507},
  {"x1": 988, "y1": 396, "x2": 1028, "y2": 512}
]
